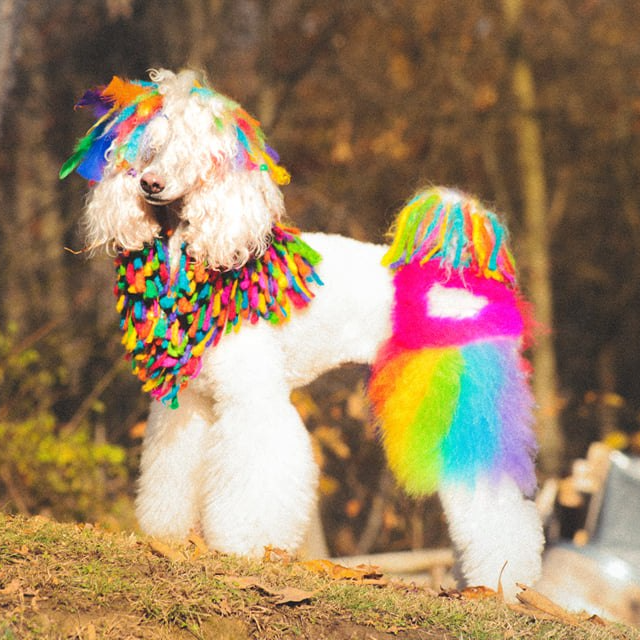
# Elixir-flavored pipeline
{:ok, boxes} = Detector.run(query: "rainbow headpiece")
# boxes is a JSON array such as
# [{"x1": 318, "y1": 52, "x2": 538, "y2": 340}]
[
  {"x1": 59, "y1": 73, "x2": 290, "y2": 186},
  {"x1": 370, "y1": 188, "x2": 537, "y2": 497}
]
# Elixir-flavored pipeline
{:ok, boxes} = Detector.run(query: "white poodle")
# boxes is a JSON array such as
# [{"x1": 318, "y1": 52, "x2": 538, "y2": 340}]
[{"x1": 62, "y1": 69, "x2": 543, "y2": 599}]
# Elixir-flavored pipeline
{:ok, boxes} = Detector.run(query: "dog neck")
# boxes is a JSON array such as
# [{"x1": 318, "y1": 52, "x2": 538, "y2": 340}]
[
  {"x1": 114, "y1": 225, "x2": 323, "y2": 408},
  {"x1": 152, "y1": 203, "x2": 182, "y2": 237}
]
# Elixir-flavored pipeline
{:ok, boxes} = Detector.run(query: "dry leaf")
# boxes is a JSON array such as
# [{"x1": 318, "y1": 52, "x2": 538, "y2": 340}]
[
  {"x1": 353, "y1": 564, "x2": 384, "y2": 579},
  {"x1": 147, "y1": 539, "x2": 185, "y2": 562},
  {"x1": 218, "y1": 575, "x2": 264, "y2": 590},
  {"x1": 263, "y1": 546, "x2": 292, "y2": 564},
  {"x1": 272, "y1": 586, "x2": 316, "y2": 605},
  {"x1": 439, "y1": 586, "x2": 497, "y2": 600},
  {"x1": 299, "y1": 559, "x2": 383, "y2": 582},
  {"x1": 460, "y1": 585, "x2": 498, "y2": 600},
  {"x1": 496, "y1": 561, "x2": 506, "y2": 600},
  {"x1": 514, "y1": 584, "x2": 583, "y2": 626},
  {"x1": 217, "y1": 576, "x2": 316, "y2": 605},
  {"x1": 509, "y1": 603, "x2": 560, "y2": 623},
  {"x1": 187, "y1": 532, "x2": 209, "y2": 559}
]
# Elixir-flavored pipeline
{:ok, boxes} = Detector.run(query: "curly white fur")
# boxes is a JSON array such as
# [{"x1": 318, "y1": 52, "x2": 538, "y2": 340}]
[{"x1": 77, "y1": 69, "x2": 543, "y2": 600}]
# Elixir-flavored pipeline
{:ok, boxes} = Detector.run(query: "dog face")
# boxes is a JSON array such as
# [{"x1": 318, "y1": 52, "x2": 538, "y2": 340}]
[{"x1": 70, "y1": 69, "x2": 289, "y2": 269}]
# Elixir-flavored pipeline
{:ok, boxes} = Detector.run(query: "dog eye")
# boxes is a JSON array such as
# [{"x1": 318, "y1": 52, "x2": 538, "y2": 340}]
[{"x1": 139, "y1": 143, "x2": 157, "y2": 165}]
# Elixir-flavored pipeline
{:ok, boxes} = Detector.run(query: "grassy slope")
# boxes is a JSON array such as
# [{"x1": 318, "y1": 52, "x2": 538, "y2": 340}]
[{"x1": 0, "y1": 514, "x2": 636, "y2": 640}]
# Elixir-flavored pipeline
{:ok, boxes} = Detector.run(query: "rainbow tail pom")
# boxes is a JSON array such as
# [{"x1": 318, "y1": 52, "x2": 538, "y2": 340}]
[{"x1": 370, "y1": 187, "x2": 537, "y2": 497}]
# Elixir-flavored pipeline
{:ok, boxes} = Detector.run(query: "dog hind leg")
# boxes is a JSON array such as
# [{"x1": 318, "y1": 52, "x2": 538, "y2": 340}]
[{"x1": 439, "y1": 474, "x2": 544, "y2": 601}]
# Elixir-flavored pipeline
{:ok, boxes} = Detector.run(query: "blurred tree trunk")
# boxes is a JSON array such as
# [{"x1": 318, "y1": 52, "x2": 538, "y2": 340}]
[
  {"x1": 3, "y1": 3, "x2": 67, "y2": 329},
  {"x1": 0, "y1": 0, "x2": 25, "y2": 136},
  {"x1": 502, "y1": 0, "x2": 565, "y2": 475}
]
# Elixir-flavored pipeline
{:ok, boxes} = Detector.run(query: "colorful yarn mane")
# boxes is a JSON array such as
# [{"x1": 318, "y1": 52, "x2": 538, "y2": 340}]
[
  {"x1": 115, "y1": 225, "x2": 322, "y2": 408},
  {"x1": 370, "y1": 188, "x2": 537, "y2": 497},
  {"x1": 59, "y1": 74, "x2": 290, "y2": 186}
]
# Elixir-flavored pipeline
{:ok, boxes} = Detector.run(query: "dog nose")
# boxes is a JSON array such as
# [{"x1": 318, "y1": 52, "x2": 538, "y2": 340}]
[{"x1": 140, "y1": 172, "x2": 165, "y2": 195}]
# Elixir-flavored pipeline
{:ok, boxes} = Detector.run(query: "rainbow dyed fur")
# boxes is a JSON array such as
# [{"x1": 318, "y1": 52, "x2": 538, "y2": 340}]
[
  {"x1": 62, "y1": 69, "x2": 543, "y2": 600},
  {"x1": 370, "y1": 192, "x2": 538, "y2": 497}
]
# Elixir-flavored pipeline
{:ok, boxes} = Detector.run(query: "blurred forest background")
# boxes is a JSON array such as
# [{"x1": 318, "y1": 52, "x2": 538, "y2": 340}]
[{"x1": 2, "y1": 0, "x2": 640, "y2": 556}]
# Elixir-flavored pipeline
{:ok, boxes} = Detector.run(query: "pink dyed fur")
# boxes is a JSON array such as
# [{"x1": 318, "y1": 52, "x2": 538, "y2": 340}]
[{"x1": 392, "y1": 261, "x2": 524, "y2": 349}]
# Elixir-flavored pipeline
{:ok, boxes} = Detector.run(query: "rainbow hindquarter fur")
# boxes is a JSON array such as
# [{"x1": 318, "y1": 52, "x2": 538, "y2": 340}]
[{"x1": 62, "y1": 69, "x2": 543, "y2": 600}]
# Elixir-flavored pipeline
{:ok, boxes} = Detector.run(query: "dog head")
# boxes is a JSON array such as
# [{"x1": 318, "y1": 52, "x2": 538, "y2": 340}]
[{"x1": 62, "y1": 69, "x2": 289, "y2": 268}]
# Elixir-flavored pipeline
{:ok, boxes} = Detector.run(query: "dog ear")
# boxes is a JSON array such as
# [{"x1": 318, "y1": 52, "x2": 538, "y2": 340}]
[
  {"x1": 82, "y1": 170, "x2": 159, "y2": 253},
  {"x1": 174, "y1": 89, "x2": 288, "y2": 269}
]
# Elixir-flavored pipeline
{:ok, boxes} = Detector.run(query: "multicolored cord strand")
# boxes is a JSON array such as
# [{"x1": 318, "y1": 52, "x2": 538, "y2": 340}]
[{"x1": 114, "y1": 225, "x2": 322, "y2": 408}]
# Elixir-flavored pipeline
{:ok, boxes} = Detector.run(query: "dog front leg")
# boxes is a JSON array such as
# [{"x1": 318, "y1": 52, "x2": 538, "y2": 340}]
[
  {"x1": 199, "y1": 390, "x2": 318, "y2": 556},
  {"x1": 199, "y1": 329, "x2": 318, "y2": 557},
  {"x1": 136, "y1": 391, "x2": 211, "y2": 540}
]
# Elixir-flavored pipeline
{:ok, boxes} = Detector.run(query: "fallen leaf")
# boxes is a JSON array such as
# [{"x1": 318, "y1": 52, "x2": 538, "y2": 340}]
[
  {"x1": 299, "y1": 559, "x2": 383, "y2": 582},
  {"x1": 147, "y1": 539, "x2": 185, "y2": 562},
  {"x1": 353, "y1": 564, "x2": 384, "y2": 579},
  {"x1": 218, "y1": 575, "x2": 264, "y2": 590},
  {"x1": 460, "y1": 585, "x2": 498, "y2": 600},
  {"x1": 497, "y1": 561, "x2": 506, "y2": 600},
  {"x1": 187, "y1": 532, "x2": 209, "y2": 559},
  {"x1": 438, "y1": 585, "x2": 497, "y2": 600},
  {"x1": 272, "y1": 586, "x2": 317, "y2": 605},
  {"x1": 509, "y1": 603, "x2": 560, "y2": 623},
  {"x1": 263, "y1": 546, "x2": 292, "y2": 564},
  {"x1": 587, "y1": 614, "x2": 607, "y2": 626},
  {"x1": 361, "y1": 577, "x2": 389, "y2": 586},
  {"x1": 217, "y1": 576, "x2": 316, "y2": 605},
  {"x1": 514, "y1": 584, "x2": 583, "y2": 625}
]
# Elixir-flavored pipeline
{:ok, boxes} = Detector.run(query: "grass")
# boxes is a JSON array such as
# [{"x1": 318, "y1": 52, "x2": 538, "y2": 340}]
[{"x1": 0, "y1": 513, "x2": 637, "y2": 639}]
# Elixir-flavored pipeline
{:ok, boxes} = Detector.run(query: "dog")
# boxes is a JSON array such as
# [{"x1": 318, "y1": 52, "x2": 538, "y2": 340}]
[{"x1": 61, "y1": 68, "x2": 543, "y2": 599}]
